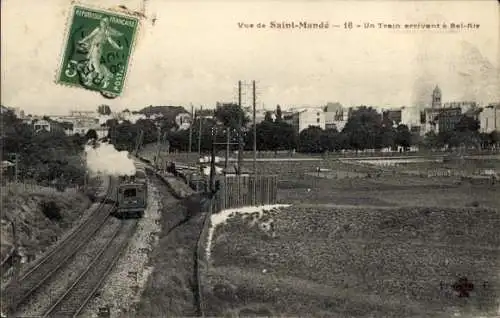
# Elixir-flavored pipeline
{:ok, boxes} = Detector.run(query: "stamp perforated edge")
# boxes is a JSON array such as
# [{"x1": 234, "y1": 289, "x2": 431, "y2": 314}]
[{"x1": 54, "y1": 1, "x2": 144, "y2": 97}]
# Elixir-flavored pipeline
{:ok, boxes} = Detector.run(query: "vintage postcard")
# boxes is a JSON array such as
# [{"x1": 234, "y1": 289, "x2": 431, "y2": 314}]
[
  {"x1": 1, "y1": 0, "x2": 499, "y2": 318},
  {"x1": 56, "y1": 4, "x2": 139, "y2": 97}
]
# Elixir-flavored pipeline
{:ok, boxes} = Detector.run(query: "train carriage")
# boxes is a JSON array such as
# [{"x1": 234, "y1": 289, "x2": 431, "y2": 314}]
[{"x1": 115, "y1": 168, "x2": 148, "y2": 218}]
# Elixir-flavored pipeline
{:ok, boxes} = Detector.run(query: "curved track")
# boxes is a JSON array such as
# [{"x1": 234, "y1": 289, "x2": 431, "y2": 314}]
[
  {"x1": 42, "y1": 219, "x2": 138, "y2": 318},
  {"x1": 1, "y1": 176, "x2": 117, "y2": 315}
]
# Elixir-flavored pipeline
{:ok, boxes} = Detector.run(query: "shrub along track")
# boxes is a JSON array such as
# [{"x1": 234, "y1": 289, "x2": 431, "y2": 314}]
[
  {"x1": 135, "y1": 170, "x2": 210, "y2": 317},
  {"x1": 0, "y1": 176, "x2": 117, "y2": 316}
]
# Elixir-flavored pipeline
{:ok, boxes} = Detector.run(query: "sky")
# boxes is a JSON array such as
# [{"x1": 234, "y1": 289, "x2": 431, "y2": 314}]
[{"x1": 1, "y1": 0, "x2": 499, "y2": 115}]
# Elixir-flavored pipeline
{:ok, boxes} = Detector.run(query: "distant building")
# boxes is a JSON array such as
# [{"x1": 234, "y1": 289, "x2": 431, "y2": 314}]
[
  {"x1": 423, "y1": 107, "x2": 462, "y2": 134},
  {"x1": 436, "y1": 107, "x2": 462, "y2": 133},
  {"x1": 32, "y1": 118, "x2": 65, "y2": 134},
  {"x1": 324, "y1": 102, "x2": 348, "y2": 131},
  {"x1": 479, "y1": 103, "x2": 500, "y2": 133},
  {"x1": 382, "y1": 109, "x2": 402, "y2": 127},
  {"x1": 421, "y1": 84, "x2": 468, "y2": 135},
  {"x1": 431, "y1": 85, "x2": 442, "y2": 109},
  {"x1": 443, "y1": 101, "x2": 478, "y2": 113},
  {"x1": 71, "y1": 118, "x2": 101, "y2": 136},
  {"x1": 69, "y1": 110, "x2": 98, "y2": 118},
  {"x1": 0, "y1": 105, "x2": 24, "y2": 118},
  {"x1": 283, "y1": 108, "x2": 325, "y2": 133},
  {"x1": 401, "y1": 106, "x2": 421, "y2": 130},
  {"x1": 196, "y1": 108, "x2": 215, "y2": 119}
]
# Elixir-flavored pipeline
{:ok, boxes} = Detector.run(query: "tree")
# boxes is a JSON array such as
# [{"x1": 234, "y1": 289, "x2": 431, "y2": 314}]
[
  {"x1": 274, "y1": 120, "x2": 296, "y2": 150},
  {"x1": 320, "y1": 128, "x2": 340, "y2": 152},
  {"x1": 490, "y1": 131, "x2": 499, "y2": 147},
  {"x1": 422, "y1": 131, "x2": 441, "y2": 149},
  {"x1": 264, "y1": 111, "x2": 274, "y2": 122},
  {"x1": 85, "y1": 129, "x2": 98, "y2": 140},
  {"x1": 394, "y1": 124, "x2": 412, "y2": 149},
  {"x1": 342, "y1": 107, "x2": 384, "y2": 150},
  {"x1": 379, "y1": 115, "x2": 396, "y2": 149},
  {"x1": 214, "y1": 103, "x2": 249, "y2": 130},
  {"x1": 0, "y1": 110, "x2": 86, "y2": 187},
  {"x1": 249, "y1": 119, "x2": 296, "y2": 151},
  {"x1": 276, "y1": 105, "x2": 282, "y2": 121},
  {"x1": 455, "y1": 115, "x2": 480, "y2": 133},
  {"x1": 97, "y1": 104, "x2": 112, "y2": 115},
  {"x1": 105, "y1": 118, "x2": 119, "y2": 127},
  {"x1": 299, "y1": 126, "x2": 324, "y2": 153}
]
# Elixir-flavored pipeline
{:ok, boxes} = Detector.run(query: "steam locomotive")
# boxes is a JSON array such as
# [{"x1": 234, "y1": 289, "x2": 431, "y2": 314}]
[{"x1": 114, "y1": 167, "x2": 148, "y2": 218}]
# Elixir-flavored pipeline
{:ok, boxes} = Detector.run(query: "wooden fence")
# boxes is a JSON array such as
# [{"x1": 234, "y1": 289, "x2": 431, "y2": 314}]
[{"x1": 211, "y1": 174, "x2": 278, "y2": 212}]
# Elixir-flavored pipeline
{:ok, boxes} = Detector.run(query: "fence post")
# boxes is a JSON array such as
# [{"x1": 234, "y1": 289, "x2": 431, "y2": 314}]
[
  {"x1": 266, "y1": 176, "x2": 270, "y2": 205},
  {"x1": 223, "y1": 177, "x2": 227, "y2": 211}
]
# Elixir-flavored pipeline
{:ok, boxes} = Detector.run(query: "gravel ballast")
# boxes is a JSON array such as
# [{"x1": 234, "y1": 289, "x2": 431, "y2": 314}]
[{"x1": 80, "y1": 180, "x2": 163, "y2": 318}]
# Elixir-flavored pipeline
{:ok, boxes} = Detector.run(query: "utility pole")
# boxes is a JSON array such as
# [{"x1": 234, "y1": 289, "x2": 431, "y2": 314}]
[
  {"x1": 188, "y1": 103, "x2": 194, "y2": 161},
  {"x1": 209, "y1": 127, "x2": 216, "y2": 193},
  {"x1": 253, "y1": 80, "x2": 257, "y2": 176},
  {"x1": 14, "y1": 153, "x2": 18, "y2": 183},
  {"x1": 134, "y1": 129, "x2": 144, "y2": 157},
  {"x1": 237, "y1": 81, "x2": 243, "y2": 175},
  {"x1": 252, "y1": 80, "x2": 257, "y2": 205},
  {"x1": 154, "y1": 124, "x2": 161, "y2": 168},
  {"x1": 197, "y1": 106, "x2": 203, "y2": 158},
  {"x1": 225, "y1": 128, "x2": 230, "y2": 171},
  {"x1": 11, "y1": 221, "x2": 21, "y2": 310}
]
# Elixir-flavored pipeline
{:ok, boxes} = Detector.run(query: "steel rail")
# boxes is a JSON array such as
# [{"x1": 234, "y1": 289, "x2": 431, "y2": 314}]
[
  {"x1": 42, "y1": 220, "x2": 138, "y2": 318},
  {"x1": 2, "y1": 177, "x2": 116, "y2": 314}
]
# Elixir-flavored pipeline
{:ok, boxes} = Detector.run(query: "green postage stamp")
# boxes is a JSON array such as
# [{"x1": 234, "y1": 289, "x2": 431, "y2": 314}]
[{"x1": 57, "y1": 5, "x2": 139, "y2": 97}]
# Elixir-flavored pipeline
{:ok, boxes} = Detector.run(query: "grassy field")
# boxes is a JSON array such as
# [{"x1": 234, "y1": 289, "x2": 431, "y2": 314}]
[
  {"x1": 136, "y1": 175, "x2": 208, "y2": 317},
  {"x1": 203, "y1": 158, "x2": 500, "y2": 317},
  {"x1": 205, "y1": 205, "x2": 499, "y2": 317}
]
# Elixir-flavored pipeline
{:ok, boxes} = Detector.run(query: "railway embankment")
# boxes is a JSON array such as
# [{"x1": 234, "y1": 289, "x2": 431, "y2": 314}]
[
  {"x1": 156, "y1": 172, "x2": 196, "y2": 199},
  {"x1": 0, "y1": 177, "x2": 108, "y2": 284},
  {"x1": 129, "y1": 169, "x2": 209, "y2": 317}
]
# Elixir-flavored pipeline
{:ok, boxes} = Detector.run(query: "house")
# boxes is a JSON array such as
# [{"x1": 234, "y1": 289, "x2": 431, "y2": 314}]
[
  {"x1": 401, "y1": 106, "x2": 421, "y2": 130},
  {"x1": 479, "y1": 103, "x2": 500, "y2": 133},
  {"x1": 436, "y1": 107, "x2": 462, "y2": 133},
  {"x1": 443, "y1": 101, "x2": 478, "y2": 113},
  {"x1": 382, "y1": 109, "x2": 402, "y2": 127},
  {"x1": 32, "y1": 119, "x2": 65, "y2": 134},
  {"x1": 283, "y1": 108, "x2": 325, "y2": 133},
  {"x1": 324, "y1": 102, "x2": 348, "y2": 131}
]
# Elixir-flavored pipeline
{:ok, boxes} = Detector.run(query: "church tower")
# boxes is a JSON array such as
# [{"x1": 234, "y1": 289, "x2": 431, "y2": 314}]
[{"x1": 431, "y1": 85, "x2": 442, "y2": 109}]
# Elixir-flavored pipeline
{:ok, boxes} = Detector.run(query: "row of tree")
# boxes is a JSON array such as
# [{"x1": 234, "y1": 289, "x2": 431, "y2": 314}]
[
  {"x1": 1, "y1": 109, "x2": 94, "y2": 187},
  {"x1": 104, "y1": 104, "x2": 498, "y2": 155}
]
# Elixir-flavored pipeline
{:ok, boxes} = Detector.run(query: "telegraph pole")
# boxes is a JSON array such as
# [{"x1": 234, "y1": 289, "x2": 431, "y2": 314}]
[
  {"x1": 252, "y1": 80, "x2": 257, "y2": 205},
  {"x1": 154, "y1": 124, "x2": 161, "y2": 168},
  {"x1": 237, "y1": 81, "x2": 243, "y2": 175},
  {"x1": 225, "y1": 128, "x2": 230, "y2": 171},
  {"x1": 252, "y1": 80, "x2": 257, "y2": 176},
  {"x1": 14, "y1": 153, "x2": 18, "y2": 183},
  {"x1": 209, "y1": 127, "x2": 216, "y2": 193},
  {"x1": 197, "y1": 106, "x2": 203, "y2": 157},
  {"x1": 188, "y1": 104, "x2": 194, "y2": 161}
]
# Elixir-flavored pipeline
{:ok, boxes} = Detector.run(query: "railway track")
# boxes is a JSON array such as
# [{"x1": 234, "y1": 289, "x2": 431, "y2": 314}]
[
  {"x1": 1, "y1": 176, "x2": 117, "y2": 315},
  {"x1": 42, "y1": 219, "x2": 138, "y2": 318}
]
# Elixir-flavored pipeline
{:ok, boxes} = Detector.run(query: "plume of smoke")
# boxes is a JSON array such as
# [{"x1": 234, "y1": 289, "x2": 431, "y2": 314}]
[
  {"x1": 128, "y1": 113, "x2": 146, "y2": 124},
  {"x1": 98, "y1": 114, "x2": 114, "y2": 125},
  {"x1": 84, "y1": 142, "x2": 136, "y2": 176}
]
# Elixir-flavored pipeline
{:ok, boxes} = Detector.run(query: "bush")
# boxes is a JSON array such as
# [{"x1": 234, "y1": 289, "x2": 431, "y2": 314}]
[
  {"x1": 85, "y1": 190, "x2": 98, "y2": 203},
  {"x1": 40, "y1": 200, "x2": 62, "y2": 221}
]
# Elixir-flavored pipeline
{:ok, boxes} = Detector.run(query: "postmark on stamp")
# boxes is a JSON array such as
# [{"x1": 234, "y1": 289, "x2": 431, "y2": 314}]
[{"x1": 57, "y1": 5, "x2": 139, "y2": 97}]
